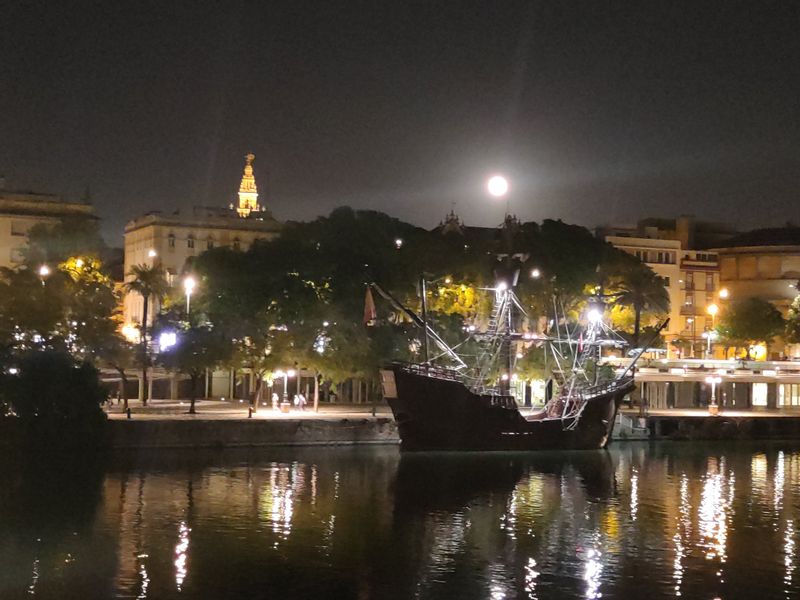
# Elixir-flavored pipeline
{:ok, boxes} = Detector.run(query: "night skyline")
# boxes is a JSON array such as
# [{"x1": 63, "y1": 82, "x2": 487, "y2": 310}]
[{"x1": 3, "y1": 1, "x2": 800, "y2": 243}]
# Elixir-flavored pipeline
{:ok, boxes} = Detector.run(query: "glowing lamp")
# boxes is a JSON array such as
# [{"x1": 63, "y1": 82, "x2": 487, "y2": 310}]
[
  {"x1": 38, "y1": 265, "x2": 51, "y2": 277},
  {"x1": 719, "y1": 288, "x2": 729, "y2": 299},
  {"x1": 530, "y1": 268, "x2": 541, "y2": 279},
  {"x1": 287, "y1": 369, "x2": 297, "y2": 378},
  {"x1": 158, "y1": 331, "x2": 177, "y2": 351}
]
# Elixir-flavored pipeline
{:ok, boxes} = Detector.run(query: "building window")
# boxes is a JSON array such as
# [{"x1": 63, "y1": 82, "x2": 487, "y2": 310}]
[
  {"x1": 779, "y1": 384, "x2": 800, "y2": 408},
  {"x1": 168, "y1": 234, "x2": 175, "y2": 248},
  {"x1": 705, "y1": 273, "x2": 714, "y2": 291},
  {"x1": 752, "y1": 383, "x2": 768, "y2": 407},
  {"x1": 664, "y1": 277, "x2": 670, "y2": 287},
  {"x1": 233, "y1": 238, "x2": 241, "y2": 251},
  {"x1": 187, "y1": 236, "x2": 195, "y2": 249},
  {"x1": 685, "y1": 292, "x2": 694, "y2": 306},
  {"x1": 207, "y1": 238, "x2": 214, "y2": 250},
  {"x1": 165, "y1": 268, "x2": 176, "y2": 286},
  {"x1": 684, "y1": 272, "x2": 694, "y2": 290}
]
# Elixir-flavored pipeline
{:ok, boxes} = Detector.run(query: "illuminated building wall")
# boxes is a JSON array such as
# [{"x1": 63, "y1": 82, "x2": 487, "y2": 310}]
[{"x1": 0, "y1": 188, "x2": 96, "y2": 269}]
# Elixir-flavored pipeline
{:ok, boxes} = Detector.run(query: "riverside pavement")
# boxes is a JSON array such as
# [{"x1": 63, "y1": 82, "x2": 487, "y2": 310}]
[{"x1": 105, "y1": 399, "x2": 394, "y2": 420}]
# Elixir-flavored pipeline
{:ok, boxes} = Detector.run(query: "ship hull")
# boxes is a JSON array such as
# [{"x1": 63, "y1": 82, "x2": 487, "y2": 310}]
[{"x1": 381, "y1": 366, "x2": 634, "y2": 452}]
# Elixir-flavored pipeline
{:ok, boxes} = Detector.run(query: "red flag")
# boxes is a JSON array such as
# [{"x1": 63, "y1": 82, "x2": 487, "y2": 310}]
[{"x1": 363, "y1": 287, "x2": 377, "y2": 326}]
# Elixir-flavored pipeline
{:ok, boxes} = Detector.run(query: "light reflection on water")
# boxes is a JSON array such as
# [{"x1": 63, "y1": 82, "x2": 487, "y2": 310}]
[{"x1": 3, "y1": 444, "x2": 800, "y2": 599}]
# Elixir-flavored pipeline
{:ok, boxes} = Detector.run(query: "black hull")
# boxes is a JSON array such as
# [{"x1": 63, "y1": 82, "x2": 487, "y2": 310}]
[{"x1": 381, "y1": 366, "x2": 634, "y2": 452}]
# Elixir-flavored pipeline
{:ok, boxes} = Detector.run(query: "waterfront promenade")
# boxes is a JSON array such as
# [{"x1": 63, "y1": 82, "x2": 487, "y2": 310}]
[{"x1": 104, "y1": 399, "x2": 393, "y2": 420}]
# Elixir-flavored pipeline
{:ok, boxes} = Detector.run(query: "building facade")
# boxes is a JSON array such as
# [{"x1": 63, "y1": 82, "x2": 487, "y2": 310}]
[
  {"x1": 123, "y1": 154, "x2": 281, "y2": 326},
  {"x1": 600, "y1": 216, "x2": 737, "y2": 357},
  {"x1": 0, "y1": 187, "x2": 96, "y2": 269},
  {"x1": 711, "y1": 228, "x2": 800, "y2": 359}
]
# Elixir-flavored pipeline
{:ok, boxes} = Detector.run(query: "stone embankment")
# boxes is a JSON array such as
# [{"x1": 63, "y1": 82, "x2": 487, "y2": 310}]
[{"x1": 0, "y1": 417, "x2": 400, "y2": 449}]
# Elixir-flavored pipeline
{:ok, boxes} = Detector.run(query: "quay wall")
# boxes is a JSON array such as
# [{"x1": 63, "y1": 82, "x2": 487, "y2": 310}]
[
  {"x1": 648, "y1": 415, "x2": 800, "y2": 441},
  {"x1": 0, "y1": 418, "x2": 400, "y2": 449}
]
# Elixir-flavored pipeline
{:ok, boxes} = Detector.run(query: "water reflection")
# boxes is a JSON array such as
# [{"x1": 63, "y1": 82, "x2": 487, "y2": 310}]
[
  {"x1": 785, "y1": 519, "x2": 795, "y2": 597},
  {"x1": 4, "y1": 445, "x2": 800, "y2": 598}
]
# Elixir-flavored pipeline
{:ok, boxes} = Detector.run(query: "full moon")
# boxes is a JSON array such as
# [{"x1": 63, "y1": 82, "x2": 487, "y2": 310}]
[{"x1": 487, "y1": 175, "x2": 509, "y2": 197}]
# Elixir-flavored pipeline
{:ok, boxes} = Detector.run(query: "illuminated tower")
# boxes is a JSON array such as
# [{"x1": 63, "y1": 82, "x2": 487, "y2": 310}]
[{"x1": 236, "y1": 153, "x2": 261, "y2": 218}]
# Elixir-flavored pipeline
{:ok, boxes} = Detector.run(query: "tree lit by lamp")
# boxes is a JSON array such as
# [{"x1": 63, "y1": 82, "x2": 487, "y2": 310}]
[{"x1": 122, "y1": 323, "x2": 140, "y2": 343}]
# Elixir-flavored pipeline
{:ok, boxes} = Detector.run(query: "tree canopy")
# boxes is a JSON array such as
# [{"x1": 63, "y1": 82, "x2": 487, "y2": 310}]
[{"x1": 716, "y1": 297, "x2": 786, "y2": 357}]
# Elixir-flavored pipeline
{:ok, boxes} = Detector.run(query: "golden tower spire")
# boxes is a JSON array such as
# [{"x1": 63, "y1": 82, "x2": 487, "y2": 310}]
[{"x1": 237, "y1": 153, "x2": 260, "y2": 218}]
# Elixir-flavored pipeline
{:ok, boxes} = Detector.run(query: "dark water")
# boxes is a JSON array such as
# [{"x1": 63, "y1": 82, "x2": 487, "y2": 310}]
[{"x1": 2, "y1": 443, "x2": 800, "y2": 599}]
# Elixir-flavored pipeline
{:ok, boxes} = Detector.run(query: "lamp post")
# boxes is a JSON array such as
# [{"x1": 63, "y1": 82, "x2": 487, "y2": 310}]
[
  {"x1": 705, "y1": 303, "x2": 719, "y2": 357},
  {"x1": 287, "y1": 369, "x2": 297, "y2": 402},
  {"x1": 38, "y1": 264, "x2": 50, "y2": 286},
  {"x1": 706, "y1": 375, "x2": 722, "y2": 415},
  {"x1": 702, "y1": 330, "x2": 718, "y2": 357},
  {"x1": 183, "y1": 276, "x2": 196, "y2": 314}
]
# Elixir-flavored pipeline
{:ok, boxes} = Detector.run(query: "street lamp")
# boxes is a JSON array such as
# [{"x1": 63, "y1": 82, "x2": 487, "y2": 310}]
[
  {"x1": 148, "y1": 249, "x2": 157, "y2": 258},
  {"x1": 38, "y1": 264, "x2": 50, "y2": 285},
  {"x1": 530, "y1": 268, "x2": 541, "y2": 279},
  {"x1": 395, "y1": 238, "x2": 403, "y2": 249},
  {"x1": 183, "y1": 276, "x2": 196, "y2": 314},
  {"x1": 707, "y1": 303, "x2": 719, "y2": 323},
  {"x1": 705, "y1": 375, "x2": 722, "y2": 415},
  {"x1": 719, "y1": 288, "x2": 729, "y2": 299},
  {"x1": 702, "y1": 330, "x2": 718, "y2": 357}
]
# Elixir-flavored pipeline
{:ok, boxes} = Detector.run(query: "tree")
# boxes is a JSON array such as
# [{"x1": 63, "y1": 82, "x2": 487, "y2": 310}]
[
  {"x1": 158, "y1": 322, "x2": 228, "y2": 414},
  {"x1": 716, "y1": 298, "x2": 785, "y2": 359},
  {"x1": 611, "y1": 264, "x2": 670, "y2": 348},
  {"x1": 0, "y1": 256, "x2": 120, "y2": 359},
  {"x1": 3, "y1": 349, "x2": 107, "y2": 445},
  {"x1": 786, "y1": 294, "x2": 800, "y2": 346},
  {"x1": 123, "y1": 264, "x2": 168, "y2": 405},
  {"x1": 96, "y1": 334, "x2": 137, "y2": 411},
  {"x1": 24, "y1": 217, "x2": 106, "y2": 265}
]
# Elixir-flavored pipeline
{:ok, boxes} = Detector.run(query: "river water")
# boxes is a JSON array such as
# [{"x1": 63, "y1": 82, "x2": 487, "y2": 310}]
[{"x1": 1, "y1": 442, "x2": 800, "y2": 599}]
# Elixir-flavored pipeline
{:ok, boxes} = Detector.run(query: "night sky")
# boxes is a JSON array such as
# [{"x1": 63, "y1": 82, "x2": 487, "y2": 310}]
[{"x1": 3, "y1": 1, "x2": 800, "y2": 244}]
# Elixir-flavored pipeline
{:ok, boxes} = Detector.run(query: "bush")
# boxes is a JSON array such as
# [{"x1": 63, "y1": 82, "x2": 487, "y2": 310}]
[{"x1": 3, "y1": 350, "x2": 107, "y2": 446}]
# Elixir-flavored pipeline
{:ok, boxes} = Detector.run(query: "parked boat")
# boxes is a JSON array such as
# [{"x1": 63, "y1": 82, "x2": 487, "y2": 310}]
[{"x1": 374, "y1": 254, "x2": 662, "y2": 452}]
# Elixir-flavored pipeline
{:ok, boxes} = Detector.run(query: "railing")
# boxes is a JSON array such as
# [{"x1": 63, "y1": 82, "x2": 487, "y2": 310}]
[{"x1": 397, "y1": 362, "x2": 459, "y2": 381}]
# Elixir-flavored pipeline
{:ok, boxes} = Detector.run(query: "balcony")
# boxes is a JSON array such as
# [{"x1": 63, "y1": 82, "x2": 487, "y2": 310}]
[{"x1": 679, "y1": 304, "x2": 702, "y2": 316}]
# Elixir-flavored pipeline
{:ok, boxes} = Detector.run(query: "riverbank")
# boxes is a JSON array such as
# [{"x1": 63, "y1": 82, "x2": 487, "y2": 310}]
[{"x1": 106, "y1": 416, "x2": 399, "y2": 449}]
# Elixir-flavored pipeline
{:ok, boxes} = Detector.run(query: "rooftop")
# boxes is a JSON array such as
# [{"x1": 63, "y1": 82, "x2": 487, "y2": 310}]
[{"x1": 712, "y1": 227, "x2": 800, "y2": 249}]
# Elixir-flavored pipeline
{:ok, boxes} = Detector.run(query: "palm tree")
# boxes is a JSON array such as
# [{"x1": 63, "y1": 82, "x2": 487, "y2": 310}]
[
  {"x1": 123, "y1": 264, "x2": 167, "y2": 405},
  {"x1": 614, "y1": 265, "x2": 670, "y2": 348}
]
